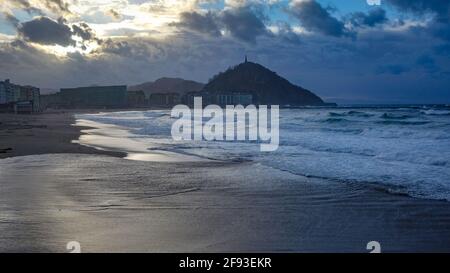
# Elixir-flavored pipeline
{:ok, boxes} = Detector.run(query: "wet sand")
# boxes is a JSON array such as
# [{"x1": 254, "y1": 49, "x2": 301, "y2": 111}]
[
  {"x1": 2, "y1": 153, "x2": 450, "y2": 252},
  {"x1": 0, "y1": 111, "x2": 124, "y2": 159},
  {"x1": 1, "y1": 112, "x2": 450, "y2": 252}
]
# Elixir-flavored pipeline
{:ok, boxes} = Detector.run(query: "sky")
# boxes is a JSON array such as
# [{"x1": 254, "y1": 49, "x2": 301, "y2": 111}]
[{"x1": 0, "y1": 0, "x2": 449, "y2": 104}]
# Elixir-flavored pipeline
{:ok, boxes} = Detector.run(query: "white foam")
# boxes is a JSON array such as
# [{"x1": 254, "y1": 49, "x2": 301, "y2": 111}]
[{"x1": 76, "y1": 107, "x2": 450, "y2": 200}]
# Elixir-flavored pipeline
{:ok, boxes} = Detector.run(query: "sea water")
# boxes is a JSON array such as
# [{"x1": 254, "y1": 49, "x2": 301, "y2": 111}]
[{"x1": 76, "y1": 105, "x2": 450, "y2": 201}]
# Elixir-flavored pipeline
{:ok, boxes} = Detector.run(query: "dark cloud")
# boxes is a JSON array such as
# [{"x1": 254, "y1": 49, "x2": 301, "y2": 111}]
[
  {"x1": 386, "y1": 0, "x2": 450, "y2": 16},
  {"x1": 72, "y1": 22, "x2": 98, "y2": 42},
  {"x1": 97, "y1": 38, "x2": 165, "y2": 61},
  {"x1": 72, "y1": 22, "x2": 102, "y2": 50},
  {"x1": 18, "y1": 16, "x2": 75, "y2": 46},
  {"x1": 170, "y1": 11, "x2": 221, "y2": 37},
  {"x1": 172, "y1": 6, "x2": 268, "y2": 43},
  {"x1": 99, "y1": 39, "x2": 133, "y2": 57},
  {"x1": 388, "y1": 1, "x2": 450, "y2": 43},
  {"x1": 383, "y1": 1, "x2": 450, "y2": 43},
  {"x1": 17, "y1": 17, "x2": 99, "y2": 48},
  {"x1": 289, "y1": 0, "x2": 347, "y2": 37},
  {"x1": 271, "y1": 22, "x2": 302, "y2": 44},
  {"x1": 348, "y1": 8, "x2": 388, "y2": 27},
  {"x1": 221, "y1": 7, "x2": 268, "y2": 43}
]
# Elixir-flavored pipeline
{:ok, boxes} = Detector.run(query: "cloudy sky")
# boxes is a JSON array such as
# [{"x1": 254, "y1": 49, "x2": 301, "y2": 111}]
[{"x1": 0, "y1": 0, "x2": 449, "y2": 103}]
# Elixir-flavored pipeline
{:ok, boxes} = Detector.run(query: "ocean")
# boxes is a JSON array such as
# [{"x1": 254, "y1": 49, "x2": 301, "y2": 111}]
[{"x1": 76, "y1": 105, "x2": 450, "y2": 201}]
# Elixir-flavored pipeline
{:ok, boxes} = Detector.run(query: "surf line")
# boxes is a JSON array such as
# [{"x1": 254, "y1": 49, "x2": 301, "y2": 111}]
[{"x1": 170, "y1": 97, "x2": 279, "y2": 152}]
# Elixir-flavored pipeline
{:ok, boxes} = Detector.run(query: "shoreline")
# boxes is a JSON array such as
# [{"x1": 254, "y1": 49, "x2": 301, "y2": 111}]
[{"x1": 0, "y1": 110, "x2": 125, "y2": 159}]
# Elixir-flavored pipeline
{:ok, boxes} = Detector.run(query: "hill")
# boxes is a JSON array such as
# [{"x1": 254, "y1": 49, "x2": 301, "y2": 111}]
[
  {"x1": 202, "y1": 62, "x2": 324, "y2": 106},
  {"x1": 129, "y1": 77, "x2": 204, "y2": 97}
]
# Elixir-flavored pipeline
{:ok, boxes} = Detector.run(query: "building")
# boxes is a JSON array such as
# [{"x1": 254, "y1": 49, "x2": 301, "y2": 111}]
[
  {"x1": 183, "y1": 91, "x2": 253, "y2": 107},
  {"x1": 214, "y1": 93, "x2": 253, "y2": 106},
  {"x1": 59, "y1": 85, "x2": 127, "y2": 108},
  {"x1": 14, "y1": 101, "x2": 34, "y2": 114},
  {"x1": 0, "y1": 79, "x2": 13, "y2": 105},
  {"x1": 40, "y1": 93, "x2": 62, "y2": 109},
  {"x1": 127, "y1": 90, "x2": 147, "y2": 107},
  {"x1": 16, "y1": 85, "x2": 40, "y2": 112},
  {"x1": 149, "y1": 93, "x2": 180, "y2": 107},
  {"x1": 0, "y1": 79, "x2": 40, "y2": 113},
  {"x1": 12, "y1": 84, "x2": 21, "y2": 102},
  {"x1": 183, "y1": 91, "x2": 207, "y2": 106},
  {"x1": 0, "y1": 81, "x2": 7, "y2": 105}
]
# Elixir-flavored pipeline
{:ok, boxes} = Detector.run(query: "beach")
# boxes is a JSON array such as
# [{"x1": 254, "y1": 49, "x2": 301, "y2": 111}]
[
  {"x1": 1, "y1": 111, "x2": 450, "y2": 252},
  {"x1": 0, "y1": 111, "x2": 124, "y2": 159}
]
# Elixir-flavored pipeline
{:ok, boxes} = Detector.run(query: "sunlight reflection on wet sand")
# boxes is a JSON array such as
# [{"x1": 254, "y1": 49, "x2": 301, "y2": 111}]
[{"x1": 74, "y1": 119, "x2": 208, "y2": 162}]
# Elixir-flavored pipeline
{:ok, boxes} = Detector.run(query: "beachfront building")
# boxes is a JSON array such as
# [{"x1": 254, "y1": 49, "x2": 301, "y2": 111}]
[
  {"x1": 127, "y1": 90, "x2": 147, "y2": 107},
  {"x1": 183, "y1": 91, "x2": 208, "y2": 107},
  {"x1": 12, "y1": 84, "x2": 21, "y2": 102},
  {"x1": 0, "y1": 79, "x2": 13, "y2": 105},
  {"x1": 183, "y1": 91, "x2": 253, "y2": 107},
  {"x1": 215, "y1": 93, "x2": 253, "y2": 106},
  {"x1": 16, "y1": 85, "x2": 40, "y2": 112},
  {"x1": 59, "y1": 85, "x2": 127, "y2": 108},
  {"x1": 40, "y1": 93, "x2": 62, "y2": 109},
  {"x1": 0, "y1": 81, "x2": 7, "y2": 105},
  {"x1": 149, "y1": 93, "x2": 180, "y2": 107},
  {"x1": 0, "y1": 79, "x2": 41, "y2": 113}
]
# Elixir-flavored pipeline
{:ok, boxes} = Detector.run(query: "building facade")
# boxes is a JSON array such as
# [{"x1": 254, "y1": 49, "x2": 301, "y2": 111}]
[
  {"x1": 127, "y1": 90, "x2": 147, "y2": 107},
  {"x1": 215, "y1": 93, "x2": 253, "y2": 106},
  {"x1": 17, "y1": 85, "x2": 40, "y2": 111},
  {"x1": 0, "y1": 79, "x2": 40, "y2": 113},
  {"x1": 59, "y1": 85, "x2": 127, "y2": 108},
  {"x1": 40, "y1": 93, "x2": 62, "y2": 109},
  {"x1": 0, "y1": 79, "x2": 13, "y2": 104},
  {"x1": 149, "y1": 93, "x2": 180, "y2": 107},
  {"x1": 183, "y1": 91, "x2": 253, "y2": 107}
]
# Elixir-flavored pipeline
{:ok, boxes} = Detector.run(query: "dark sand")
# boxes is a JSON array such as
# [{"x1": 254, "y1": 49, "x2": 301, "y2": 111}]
[
  {"x1": 0, "y1": 111, "x2": 124, "y2": 159},
  {"x1": 1, "y1": 112, "x2": 450, "y2": 253}
]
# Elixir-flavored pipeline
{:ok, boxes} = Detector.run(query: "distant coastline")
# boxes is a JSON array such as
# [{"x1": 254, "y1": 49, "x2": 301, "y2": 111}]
[{"x1": 36, "y1": 61, "x2": 330, "y2": 111}]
